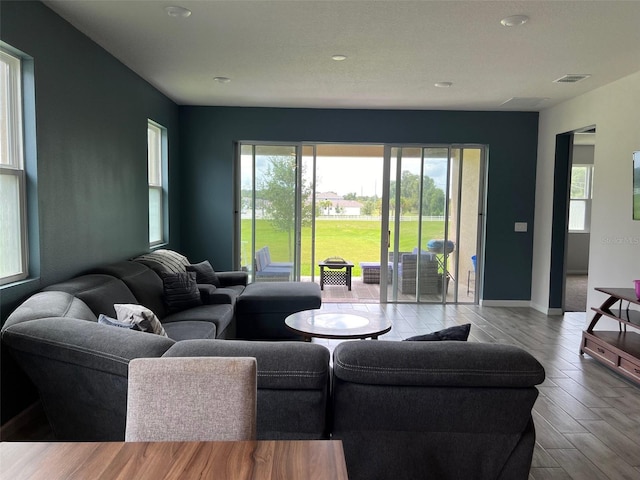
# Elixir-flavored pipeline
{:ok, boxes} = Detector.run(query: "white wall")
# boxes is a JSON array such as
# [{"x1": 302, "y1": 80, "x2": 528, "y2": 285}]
[{"x1": 531, "y1": 70, "x2": 640, "y2": 315}]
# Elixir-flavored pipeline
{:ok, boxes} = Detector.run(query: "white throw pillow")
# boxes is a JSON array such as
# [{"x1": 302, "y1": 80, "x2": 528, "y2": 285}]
[{"x1": 113, "y1": 304, "x2": 168, "y2": 337}]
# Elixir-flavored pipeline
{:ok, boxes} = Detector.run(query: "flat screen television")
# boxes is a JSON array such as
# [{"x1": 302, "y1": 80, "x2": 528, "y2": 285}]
[{"x1": 634, "y1": 151, "x2": 640, "y2": 220}]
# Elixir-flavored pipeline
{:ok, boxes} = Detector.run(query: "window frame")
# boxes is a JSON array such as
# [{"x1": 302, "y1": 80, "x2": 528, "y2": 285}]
[
  {"x1": 1, "y1": 48, "x2": 28, "y2": 285},
  {"x1": 147, "y1": 119, "x2": 168, "y2": 247},
  {"x1": 568, "y1": 164, "x2": 593, "y2": 233}
]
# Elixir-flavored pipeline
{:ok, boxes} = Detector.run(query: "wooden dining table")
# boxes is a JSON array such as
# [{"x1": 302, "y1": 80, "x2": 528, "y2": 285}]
[{"x1": 0, "y1": 440, "x2": 349, "y2": 479}]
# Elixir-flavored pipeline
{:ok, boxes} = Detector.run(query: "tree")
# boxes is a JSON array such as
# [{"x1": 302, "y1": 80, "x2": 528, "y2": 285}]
[
  {"x1": 317, "y1": 200, "x2": 333, "y2": 216},
  {"x1": 258, "y1": 156, "x2": 312, "y2": 256},
  {"x1": 389, "y1": 170, "x2": 445, "y2": 216},
  {"x1": 361, "y1": 198, "x2": 380, "y2": 216}
]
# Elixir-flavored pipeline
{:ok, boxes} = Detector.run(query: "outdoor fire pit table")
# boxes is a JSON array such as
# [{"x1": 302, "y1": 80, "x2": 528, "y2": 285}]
[{"x1": 319, "y1": 258, "x2": 354, "y2": 291}]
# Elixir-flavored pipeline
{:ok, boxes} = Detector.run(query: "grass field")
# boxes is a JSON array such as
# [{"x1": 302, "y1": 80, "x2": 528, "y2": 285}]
[{"x1": 241, "y1": 218, "x2": 445, "y2": 276}]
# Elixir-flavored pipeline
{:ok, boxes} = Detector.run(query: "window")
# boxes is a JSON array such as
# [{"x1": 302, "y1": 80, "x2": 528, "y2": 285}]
[
  {"x1": 148, "y1": 120, "x2": 167, "y2": 246},
  {"x1": 568, "y1": 164, "x2": 593, "y2": 232},
  {"x1": 0, "y1": 49, "x2": 28, "y2": 285}
]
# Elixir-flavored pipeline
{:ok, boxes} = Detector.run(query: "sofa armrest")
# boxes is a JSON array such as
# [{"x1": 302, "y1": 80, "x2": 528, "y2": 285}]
[
  {"x1": 333, "y1": 341, "x2": 545, "y2": 388},
  {"x1": 217, "y1": 271, "x2": 248, "y2": 287},
  {"x1": 198, "y1": 284, "x2": 230, "y2": 304},
  {"x1": 2, "y1": 317, "x2": 175, "y2": 376}
]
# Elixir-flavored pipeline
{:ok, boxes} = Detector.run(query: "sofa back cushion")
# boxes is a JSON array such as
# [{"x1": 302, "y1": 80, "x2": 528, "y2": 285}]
[
  {"x1": 44, "y1": 274, "x2": 137, "y2": 319},
  {"x1": 92, "y1": 261, "x2": 168, "y2": 318}
]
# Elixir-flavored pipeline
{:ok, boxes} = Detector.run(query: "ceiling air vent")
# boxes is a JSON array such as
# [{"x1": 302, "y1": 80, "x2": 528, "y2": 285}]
[{"x1": 553, "y1": 74, "x2": 591, "y2": 84}]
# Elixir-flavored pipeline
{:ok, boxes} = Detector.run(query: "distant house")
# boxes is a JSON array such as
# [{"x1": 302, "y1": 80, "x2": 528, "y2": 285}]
[{"x1": 316, "y1": 192, "x2": 363, "y2": 216}]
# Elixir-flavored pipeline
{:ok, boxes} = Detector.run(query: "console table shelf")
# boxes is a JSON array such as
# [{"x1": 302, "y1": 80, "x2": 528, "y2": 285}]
[{"x1": 581, "y1": 287, "x2": 640, "y2": 385}]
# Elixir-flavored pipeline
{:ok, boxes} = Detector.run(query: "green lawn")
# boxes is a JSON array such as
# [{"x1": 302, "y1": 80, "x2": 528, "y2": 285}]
[{"x1": 242, "y1": 218, "x2": 445, "y2": 276}]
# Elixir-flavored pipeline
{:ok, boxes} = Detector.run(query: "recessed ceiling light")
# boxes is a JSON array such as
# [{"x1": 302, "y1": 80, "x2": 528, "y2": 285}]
[
  {"x1": 500, "y1": 15, "x2": 529, "y2": 27},
  {"x1": 165, "y1": 6, "x2": 192, "y2": 18},
  {"x1": 332, "y1": 55, "x2": 347, "y2": 61},
  {"x1": 434, "y1": 82, "x2": 453, "y2": 88},
  {"x1": 213, "y1": 77, "x2": 231, "y2": 84}
]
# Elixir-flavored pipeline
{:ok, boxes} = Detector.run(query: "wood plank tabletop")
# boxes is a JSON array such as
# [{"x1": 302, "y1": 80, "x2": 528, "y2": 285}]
[{"x1": 0, "y1": 440, "x2": 349, "y2": 480}]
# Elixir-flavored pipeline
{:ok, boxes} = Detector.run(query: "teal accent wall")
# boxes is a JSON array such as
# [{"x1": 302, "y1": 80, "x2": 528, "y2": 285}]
[
  {"x1": 0, "y1": 1, "x2": 180, "y2": 423},
  {"x1": 179, "y1": 107, "x2": 539, "y2": 302}
]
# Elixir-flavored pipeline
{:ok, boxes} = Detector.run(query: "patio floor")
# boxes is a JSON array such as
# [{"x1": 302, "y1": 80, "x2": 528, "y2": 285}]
[{"x1": 301, "y1": 275, "x2": 477, "y2": 304}]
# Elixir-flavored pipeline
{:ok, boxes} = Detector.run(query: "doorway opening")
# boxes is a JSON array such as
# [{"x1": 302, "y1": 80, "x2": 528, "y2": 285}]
[
  {"x1": 237, "y1": 142, "x2": 486, "y2": 304},
  {"x1": 549, "y1": 126, "x2": 595, "y2": 312}
]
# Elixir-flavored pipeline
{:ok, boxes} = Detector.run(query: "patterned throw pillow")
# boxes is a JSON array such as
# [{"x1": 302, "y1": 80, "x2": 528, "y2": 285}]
[
  {"x1": 98, "y1": 313, "x2": 143, "y2": 331},
  {"x1": 161, "y1": 271, "x2": 203, "y2": 312},
  {"x1": 112, "y1": 304, "x2": 168, "y2": 337},
  {"x1": 186, "y1": 260, "x2": 221, "y2": 287}
]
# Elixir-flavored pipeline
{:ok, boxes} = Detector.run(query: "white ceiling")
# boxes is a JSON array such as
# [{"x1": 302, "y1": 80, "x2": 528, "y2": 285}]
[{"x1": 43, "y1": 0, "x2": 640, "y2": 111}]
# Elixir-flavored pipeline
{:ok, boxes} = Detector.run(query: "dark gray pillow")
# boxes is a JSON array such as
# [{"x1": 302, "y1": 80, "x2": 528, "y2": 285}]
[
  {"x1": 186, "y1": 260, "x2": 221, "y2": 287},
  {"x1": 161, "y1": 271, "x2": 203, "y2": 312},
  {"x1": 403, "y1": 323, "x2": 471, "y2": 341}
]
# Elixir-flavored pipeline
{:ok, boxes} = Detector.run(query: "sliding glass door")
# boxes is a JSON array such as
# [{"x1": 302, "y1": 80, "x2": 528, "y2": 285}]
[
  {"x1": 239, "y1": 144, "x2": 301, "y2": 282},
  {"x1": 238, "y1": 142, "x2": 484, "y2": 303},
  {"x1": 382, "y1": 145, "x2": 485, "y2": 303}
]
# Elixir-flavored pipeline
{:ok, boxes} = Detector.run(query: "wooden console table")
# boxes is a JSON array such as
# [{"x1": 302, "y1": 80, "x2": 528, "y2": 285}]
[
  {"x1": 580, "y1": 287, "x2": 640, "y2": 385},
  {"x1": 0, "y1": 440, "x2": 349, "y2": 480}
]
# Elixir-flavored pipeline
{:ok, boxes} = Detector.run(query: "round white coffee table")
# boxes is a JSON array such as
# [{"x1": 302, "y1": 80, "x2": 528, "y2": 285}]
[{"x1": 285, "y1": 310, "x2": 392, "y2": 342}]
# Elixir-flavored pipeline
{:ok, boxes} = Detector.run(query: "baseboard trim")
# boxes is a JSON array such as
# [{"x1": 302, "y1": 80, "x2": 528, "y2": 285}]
[
  {"x1": 479, "y1": 300, "x2": 531, "y2": 308},
  {"x1": 0, "y1": 401, "x2": 43, "y2": 441},
  {"x1": 530, "y1": 302, "x2": 564, "y2": 316}
]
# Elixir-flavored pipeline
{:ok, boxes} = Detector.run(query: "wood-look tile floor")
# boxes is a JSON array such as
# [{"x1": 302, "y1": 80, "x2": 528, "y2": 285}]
[{"x1": 311, "y1": 303, "x2": 640, "y2": 480}]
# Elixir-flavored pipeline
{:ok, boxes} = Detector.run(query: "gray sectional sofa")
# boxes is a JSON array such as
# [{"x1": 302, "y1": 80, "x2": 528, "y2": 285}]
[
  {"x1": 1, "y1": 250, "x2": 546, "y2": 479},
  {"x1": 1, "y1": 256, "x2": 329, "y2": 441}
]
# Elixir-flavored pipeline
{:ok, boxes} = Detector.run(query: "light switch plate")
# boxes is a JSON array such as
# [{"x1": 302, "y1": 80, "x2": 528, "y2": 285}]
[{"x1": 514, "y1": 222, "x2": 528, "y2": 232}]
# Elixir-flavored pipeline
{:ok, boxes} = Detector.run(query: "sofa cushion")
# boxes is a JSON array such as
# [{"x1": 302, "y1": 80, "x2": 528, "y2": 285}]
[
  {"x1": 114, "y1": 304, "x2": 168, "y2": 337},
  {"x1": 162, "y1": 321, "x2": 217, "y2": 341},
  {"x1": 404, "y1": 323, "x2": 471, "y2": 341},
  {"x1": 162, "y1": 303, "x2": 234, "y2": 338},
  {"x1": 237, "y1": 282, "x2": 321, "y2": 313},
  {"x1": 186, "y1": 260, "x2": 221, "y2": 287},
  {"x1": 161, "y1": 272, "x2": 202, "y2": 313}
]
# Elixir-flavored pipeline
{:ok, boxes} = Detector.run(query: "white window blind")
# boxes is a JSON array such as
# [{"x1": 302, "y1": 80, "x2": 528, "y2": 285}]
[
  {"x1": 148, "y1": 121, "x2": 166, "y2": 246},
  {"x1": 569, "y1": 165, "x2": 593, "y2": 233}
]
